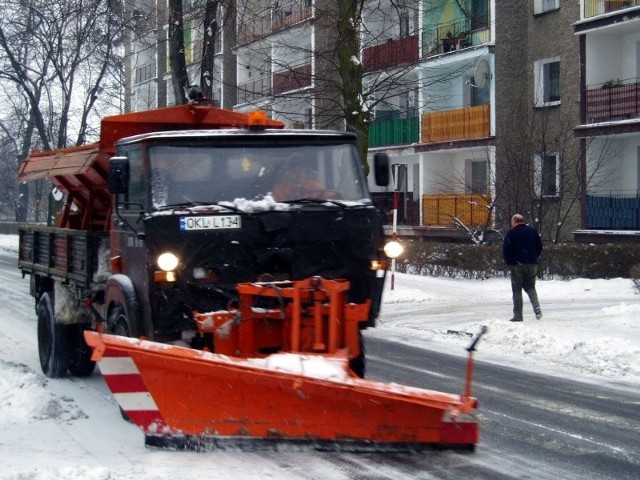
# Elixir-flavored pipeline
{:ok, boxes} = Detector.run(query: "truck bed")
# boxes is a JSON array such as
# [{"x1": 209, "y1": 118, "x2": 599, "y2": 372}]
[{"x1": 18, "y1": 225, "x2": 108, "y2": 288}]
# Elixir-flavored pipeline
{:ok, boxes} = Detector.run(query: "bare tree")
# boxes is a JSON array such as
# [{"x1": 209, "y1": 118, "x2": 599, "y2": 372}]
[
  {"x1": 168, "y1": 0, "x2": 189, "y2": 104},
  {"x1": 0, "y1": 0, "x2": 124, "y2": 221},
  {"x1": 495, "y1": 97, "x2": 615, "y2": 243},
  {"x1": 139, "y1": 0, "x2": 472, "y2": 173},
  {"x1": 230, "y1": 0, "x2": 470, "y2": 174}
]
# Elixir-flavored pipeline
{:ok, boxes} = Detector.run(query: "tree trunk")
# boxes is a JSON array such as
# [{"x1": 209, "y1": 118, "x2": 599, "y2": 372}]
[
  {"x1": 168, "y1": 0, "x2": 189, "y2": 104},
  {"x1": 335, "y1": 1, "x2": 370, "y2": 175},
  {"x1": 199, "y1": 0, "x2": 219, "y2": 102}
]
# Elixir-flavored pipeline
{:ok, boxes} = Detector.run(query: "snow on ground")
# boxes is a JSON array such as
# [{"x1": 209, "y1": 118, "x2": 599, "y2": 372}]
[
  {"x1": 0, "y1": 233, "x2": 638, "y2": 479},
  {"x1": 369, "y1": 273, "x2": 640, "y2": 388}
]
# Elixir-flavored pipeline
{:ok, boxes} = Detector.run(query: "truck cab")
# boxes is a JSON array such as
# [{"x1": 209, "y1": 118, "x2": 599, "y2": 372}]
[{"x1": 107, "y1": 128, "x2": 388, "y2": 350}]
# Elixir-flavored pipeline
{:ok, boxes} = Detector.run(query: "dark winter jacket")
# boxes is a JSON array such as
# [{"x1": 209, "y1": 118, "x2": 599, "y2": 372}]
[{"x1": 502, "y1": 223, "x2": 543, "y2": 266}]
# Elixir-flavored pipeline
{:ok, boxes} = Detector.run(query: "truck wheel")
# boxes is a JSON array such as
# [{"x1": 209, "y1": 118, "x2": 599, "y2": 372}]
[
  {"x1": 105, "y1": 275, "x2": 143, "y2": 338},
  {"x1": 68, "y1": 325, "x2": 96, "y2": 377},
  {"x1": 37, "y1": 292, "x2": 70, "y2": 378},
  {"x1": 109, "y1": 305, "x2": 131, "y2": 336}
]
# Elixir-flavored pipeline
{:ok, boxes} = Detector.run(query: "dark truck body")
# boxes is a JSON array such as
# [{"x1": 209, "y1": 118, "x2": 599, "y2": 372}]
[{"x1": 17, "y1": 103, "x2": 390, "y2": 378}]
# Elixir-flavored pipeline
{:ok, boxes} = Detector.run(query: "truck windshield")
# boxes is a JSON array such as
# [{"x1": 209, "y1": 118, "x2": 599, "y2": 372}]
[{"x1": 148, "y1": 143, "x2": 371, "y2": 210}]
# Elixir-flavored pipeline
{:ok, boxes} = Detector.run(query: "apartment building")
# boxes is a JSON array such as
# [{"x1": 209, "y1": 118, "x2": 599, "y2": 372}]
[
  {"x1": 574, "y1": 0, "x2": 640, "y2": 243},
  {"x1": 364, "y1": 0, "x2": 495, "y2": 239}
]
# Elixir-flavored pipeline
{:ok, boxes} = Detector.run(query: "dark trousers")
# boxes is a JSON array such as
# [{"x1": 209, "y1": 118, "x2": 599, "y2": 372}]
[{"x1": 510, "y1": 264, "x2": 541, "y2": 320}]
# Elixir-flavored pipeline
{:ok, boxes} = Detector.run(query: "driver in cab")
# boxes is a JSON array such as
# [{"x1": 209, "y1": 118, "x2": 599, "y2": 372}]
[{"x1": 271, "y1": 160, "x2": 329, "y2": 201}]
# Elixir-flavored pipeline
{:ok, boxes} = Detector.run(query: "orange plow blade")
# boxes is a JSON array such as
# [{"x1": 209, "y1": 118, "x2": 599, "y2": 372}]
[{"x1": 84, "y1": 331, "x2": 478, "y2": 451}]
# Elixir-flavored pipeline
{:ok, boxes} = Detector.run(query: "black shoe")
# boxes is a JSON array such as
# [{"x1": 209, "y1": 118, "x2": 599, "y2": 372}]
[
  {"x1": 509, "y1": 318, "x2": 523, "y2": 322},
  {"x1": 535, "y1": 308, "x2": 543, "y2": 320}
]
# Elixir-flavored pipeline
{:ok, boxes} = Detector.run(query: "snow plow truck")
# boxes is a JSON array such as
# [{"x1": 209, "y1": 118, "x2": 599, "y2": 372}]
[{"x1": 17, "y1": 96, "x2": 480, "y2": 451}]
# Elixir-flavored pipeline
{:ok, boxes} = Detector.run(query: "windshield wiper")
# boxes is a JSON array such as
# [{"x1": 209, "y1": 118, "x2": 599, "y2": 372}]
[
  {"x1": 155, "y1": 201, "x2": 210, "y2": 211},
  {"x1": 155, "y1": 201, "x2": 242, "y2": 213}
]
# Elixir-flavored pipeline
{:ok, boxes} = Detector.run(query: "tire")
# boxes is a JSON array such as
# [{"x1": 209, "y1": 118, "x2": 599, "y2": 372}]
[
  {"x1": 68, "y1": 324, "x2": 96, "y2": 377},
  {"x1": 108, "y1": 305, "x2": 131, "y2": 337},
  {"x1": 105, "y1": 275, "x2": 143, "y2": 338},
  {"x1": 37, "y1": 292, "x2": 71, "y2": 378}
]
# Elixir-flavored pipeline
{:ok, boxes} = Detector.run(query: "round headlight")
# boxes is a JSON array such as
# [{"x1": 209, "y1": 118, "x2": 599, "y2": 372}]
[
  {"x1": 384, "y1": 240, "x2": 404, "y2": 259},
  {"x1": 157, "y1": 252, "x2": 179, "y2": 271}
]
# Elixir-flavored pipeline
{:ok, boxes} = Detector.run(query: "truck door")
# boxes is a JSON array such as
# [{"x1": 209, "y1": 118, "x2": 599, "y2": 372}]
[{"x1": 110, "y1": 147, "x2": 152, "y2": 336}]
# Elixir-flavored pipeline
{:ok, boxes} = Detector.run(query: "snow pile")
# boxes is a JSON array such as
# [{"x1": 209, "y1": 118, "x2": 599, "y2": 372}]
[
  {"x1": 248, "y1": 353, "x2": 350, "y2": 381},
  {"x1": 371, "y1": 273, "x2": 640, "y2": 386},
  {"x1": 0, "y1": 359, "x2": 86, "y2": 424}
]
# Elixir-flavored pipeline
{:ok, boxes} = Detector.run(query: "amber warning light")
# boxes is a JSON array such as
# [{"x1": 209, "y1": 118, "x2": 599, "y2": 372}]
[{"x1": 247, "y1": 111, "x2": 268, "y2": 129}]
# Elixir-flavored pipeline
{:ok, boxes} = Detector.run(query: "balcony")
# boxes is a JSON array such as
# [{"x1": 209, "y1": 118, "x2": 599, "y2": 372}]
[
  {"x1": 422, "y1": 15, "x2": 490, "y2": 59},
  {"x1": 585, "y1": 78, "x2": 640, "y2": 123},
  {"x1": 586, "y1": 193, "x2": 640, "y2": 229},
  {"x1": 362, "y1": 35, "x2": 419, "y2": 73},
  {"x1": 422, "y1": 194, "x2": 492, "y2": 228},
  {"x1": 582, "y1": 0, "x2": 640, "y2": 19},
  {"x1": 368, "y1": 115, "x2": 419, "y2": 148},
  {"x1": 421, "y1": 105, "x2": 490, "y2": 143},
  {"x1": 272, "y1": 63, "x2": 312, "y2": 95}
]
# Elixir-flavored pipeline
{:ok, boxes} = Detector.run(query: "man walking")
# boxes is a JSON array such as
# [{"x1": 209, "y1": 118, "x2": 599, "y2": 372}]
[{"x1": 503, "y1": 214, "x2": 543, "y2": 322}]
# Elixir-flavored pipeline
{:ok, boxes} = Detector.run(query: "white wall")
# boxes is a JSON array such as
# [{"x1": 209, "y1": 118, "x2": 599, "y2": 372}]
[
  {"x1": 587, "y1": 29, "x2": 640, "y2": 85},
  {"x1": 587, "y1": 136, "x2": 640, "y2": 194},
  {"x1": 586, "y1": 34, "x2": 622, "y2": 85}
]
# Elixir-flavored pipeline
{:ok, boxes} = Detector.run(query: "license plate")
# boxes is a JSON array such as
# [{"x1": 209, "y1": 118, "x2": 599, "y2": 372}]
[{"x1": 180, "y1": 215, "x2": 241, "y2": 231}]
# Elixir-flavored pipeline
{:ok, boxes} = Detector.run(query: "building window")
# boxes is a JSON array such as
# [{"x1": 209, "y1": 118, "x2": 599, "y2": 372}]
[
  {"x1": 468, "y1": 75, "x2": 490, "y2": 106},
  {"x1": 534, "y1": 57, "x2": 560, "y2": 107},
  {"x1": 134, "y1": 61, "x2": 156, "y2": 84},
  {"x1": 466, "y1": 160, "x2": 488, "y2": 194},
  {"x1": 535, "y1": 153, "x2": 560, "y2": 197},
  {"x1": 471, "y1": 0, "x2": 489, "y2": 30},
  {"x1": 399, "y1": 10, "x2": 410, "y2": 37},
  {"x1": 534, "y1": 0, "x2": 559, "y2": 14}
]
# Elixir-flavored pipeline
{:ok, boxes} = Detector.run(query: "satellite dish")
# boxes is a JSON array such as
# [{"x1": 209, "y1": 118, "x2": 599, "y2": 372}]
[{"x1": 473, "y1": 60, "x2": 491, "y2": 90}]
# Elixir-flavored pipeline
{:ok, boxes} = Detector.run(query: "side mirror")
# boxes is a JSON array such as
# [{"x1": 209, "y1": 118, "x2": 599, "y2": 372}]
[
  {"x1": 373, "y1": 153, "x2": 390, "y2": 187},
  {"x1": 108, "y1": 156, "x2": 130, "y2": 194}
]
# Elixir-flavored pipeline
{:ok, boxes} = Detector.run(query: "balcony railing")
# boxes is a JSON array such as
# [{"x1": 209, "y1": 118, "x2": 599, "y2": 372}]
[
  {"x1": 582, "y1": 0, "x2": 640, "y2": 19},
  {"x1": 362, "y1": 35, "x2": 419, "y2": 73},
  {"x1": 237, "y1": 75, "x2": 271, "y2": 104},
  {"x1": 585, "y1": 78, "x2": 640, "y2": 123},
  {"x1": 422, "y1": 193, "x2": 492, "y2": 228},
  {"x1": 237, "y1": 15, "x2": 271, "y2": 44},
  {"x1": 586, "y1": 193, "x2": 640, "y2": 229},
  {"x1": 422, "y1": 15, "x2": 491, "y2": 58},
  {"x1": 237, "y1": 4, "x2": 312, "y2": 44},
  {"x1": 421, "y1": 104, "x2": 490, "y2": 143},
  {"x1": 273, "y1": 4, "x2": 312, "y2": 31},
  {"x1": 272, "y1": 63, "x2": 312, "y2": 95},
  {"x1": 368, "y1": 115, "x2": 419, "y2": 148}
]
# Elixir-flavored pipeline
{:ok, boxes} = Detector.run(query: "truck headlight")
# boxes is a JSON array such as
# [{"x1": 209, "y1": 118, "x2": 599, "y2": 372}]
[
  {"x1": 157, "y1": 252, "x2": 179, "y2": 271},
  {"x1": 384, "y1": 241, "x2": 404, "y2": 259}
]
